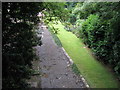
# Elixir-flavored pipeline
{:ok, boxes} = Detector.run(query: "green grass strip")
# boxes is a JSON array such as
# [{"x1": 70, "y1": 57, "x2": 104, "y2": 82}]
[
  {"x1": 71, "y1": 63, "x2": 81, "y2": 76},
  {"x1": 48, "y1": 21, "x2": 120, "y2": 88},
  {"x1": 48, "y1": 26, "x2": 62, "y2": 47}
]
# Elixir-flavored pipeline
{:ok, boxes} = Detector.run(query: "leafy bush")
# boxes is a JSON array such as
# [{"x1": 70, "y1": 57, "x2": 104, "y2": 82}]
[
  {"x1": 80, "y1": 14, "x2": 100, "y2": 47},
  {"x1": 2, "y1": 2, "x2": 43, "y2": 88},
  {"x1": 79, "y1": 2, "x2": 120, "y2": 78},
  {"x1": 68, "y1": 14, "x2": 77, "y2": 25}
]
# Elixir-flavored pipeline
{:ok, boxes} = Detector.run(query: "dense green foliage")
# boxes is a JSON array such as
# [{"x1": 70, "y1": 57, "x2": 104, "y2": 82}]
[
  {"x1": 3, "y1": 1, "x2": 120, "y2": 88},
  {"x1": 2, "y1": 2, "x2": 44, "y2": 88},
  {"x1": 43, "y1": 2, "x2": 69, "y2": 23},
  {"x1": 66, "y1": 2, "x2": 120, "y2": 79},
  {"x1": 2, "y1": 2, "x2": 66, "y2": 88}
]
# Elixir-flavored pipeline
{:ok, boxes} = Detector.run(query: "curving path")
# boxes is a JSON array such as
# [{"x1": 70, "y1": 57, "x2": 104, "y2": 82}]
[{"x1": 35, "y1": 25, "x2": 86, "y2": 88}]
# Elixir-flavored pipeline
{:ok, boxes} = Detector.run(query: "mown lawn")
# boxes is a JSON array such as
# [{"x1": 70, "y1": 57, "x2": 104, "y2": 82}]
[{"x1": 48, "y1": 21, "x2": 119, "y2": 88}]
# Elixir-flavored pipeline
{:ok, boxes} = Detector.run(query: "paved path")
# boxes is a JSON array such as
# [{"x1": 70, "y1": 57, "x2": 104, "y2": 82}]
[{"x1": 36, "y1": 25, "x2": 86, "y2": 88}]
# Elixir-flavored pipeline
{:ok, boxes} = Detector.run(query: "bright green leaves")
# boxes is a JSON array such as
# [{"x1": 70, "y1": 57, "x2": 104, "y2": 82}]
[
  {"x1": 80, "y1": 14, "x2": 100, "y2": 47},
  {"x1": 65, "y1": 2, "x2": 120, "y2": 79},
  {"x1": 77, "y1": 2, "x2": 120, "y2": 79},
  {"x1": 43, "y1": 2, "x2": 69, "y2": 22}
]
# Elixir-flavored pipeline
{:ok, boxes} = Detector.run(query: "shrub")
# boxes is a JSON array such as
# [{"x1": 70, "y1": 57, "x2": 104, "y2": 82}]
[
  {"x1": 80, "y1": 14, "x2": 100, "y2": 47},
  {"x1": 80, "y1": 2, "x2": 120, "y2": 78}
]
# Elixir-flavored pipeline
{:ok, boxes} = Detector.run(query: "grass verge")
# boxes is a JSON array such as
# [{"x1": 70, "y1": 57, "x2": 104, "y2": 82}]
[
  {"x1": 48, "y1": 26, "x2": 62, "y2": 47},
  {"x1": 71, "y1": 63, "x2": 81, "y2": 76},
  {"x1": 48, "y1": 21, "x2": 120, "y2": 88}
]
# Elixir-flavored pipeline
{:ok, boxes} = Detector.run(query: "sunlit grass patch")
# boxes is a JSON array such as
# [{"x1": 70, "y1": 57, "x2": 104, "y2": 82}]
[{"x1": 48, "y1": 21, "x2": 119, "y2": 88}]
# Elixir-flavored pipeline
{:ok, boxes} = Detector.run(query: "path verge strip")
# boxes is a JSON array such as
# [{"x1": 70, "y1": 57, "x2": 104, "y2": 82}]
[{"x1": 61, "y1": 47, "x2": 89, "y2": 88}]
